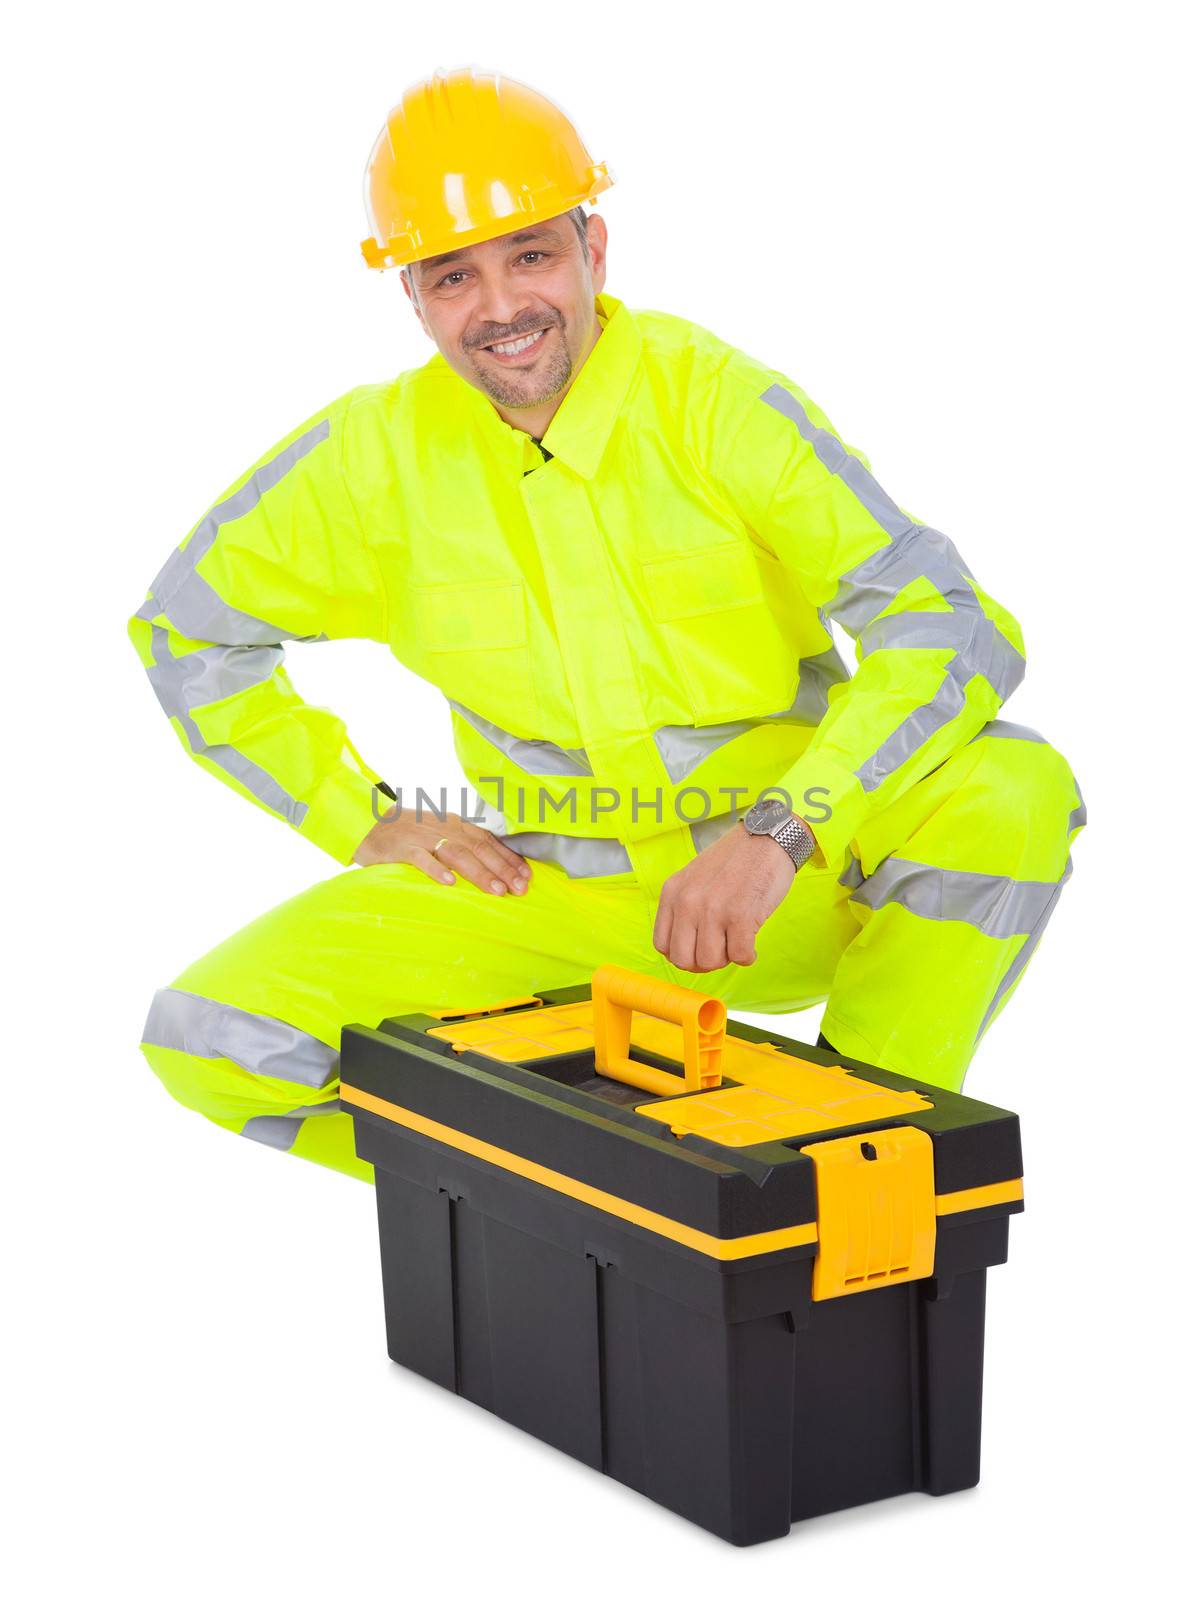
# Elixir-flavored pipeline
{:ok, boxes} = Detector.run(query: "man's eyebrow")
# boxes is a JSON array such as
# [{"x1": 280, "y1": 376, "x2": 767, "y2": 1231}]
[{"x1": 416, "y1": 228, "x2": 560, "y2": 275}]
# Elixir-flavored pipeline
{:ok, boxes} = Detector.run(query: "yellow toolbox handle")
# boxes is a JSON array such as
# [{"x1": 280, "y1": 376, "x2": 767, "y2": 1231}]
[{"x1": 591, "y1": 965, "x2": 725, "y2": 1097}]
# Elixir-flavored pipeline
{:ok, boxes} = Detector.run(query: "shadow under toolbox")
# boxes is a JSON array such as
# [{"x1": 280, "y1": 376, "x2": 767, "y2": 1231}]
[{"x1": 340, "y1": 964, "x2": 1024, "y2": 1545}]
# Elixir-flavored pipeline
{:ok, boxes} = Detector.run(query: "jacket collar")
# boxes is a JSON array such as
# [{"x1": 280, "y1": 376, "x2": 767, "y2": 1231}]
[
  {"x1": 535, "y1": 292, "x2": 641, "y2": 479},
  {"x1": 435, "y1": 292, "x2": 642, "y2": 481}
]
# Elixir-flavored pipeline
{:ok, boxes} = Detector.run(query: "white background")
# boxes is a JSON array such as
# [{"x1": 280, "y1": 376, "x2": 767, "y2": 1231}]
[{"x1": 5, "y1": 1, "x2": 1190, "y2": 1592}]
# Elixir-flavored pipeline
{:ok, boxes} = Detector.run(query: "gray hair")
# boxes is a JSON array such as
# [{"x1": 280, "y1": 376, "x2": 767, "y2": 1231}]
[
  {"x1": 561, "y1": 204, "x2": 590, "y2": 248},
  {"x1": 403, "y1": 205, "x2": 590, "y2": 304}
]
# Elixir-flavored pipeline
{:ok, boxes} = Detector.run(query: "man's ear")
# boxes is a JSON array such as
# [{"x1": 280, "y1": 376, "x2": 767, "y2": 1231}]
[{"x1": 585, "y1": 213, "x2": 609, "y2": 296}]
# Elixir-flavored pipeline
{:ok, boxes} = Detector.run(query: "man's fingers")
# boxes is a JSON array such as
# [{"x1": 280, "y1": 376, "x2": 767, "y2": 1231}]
[
  {"x1": 665, "y1": 902, "x2": 699, "y2": 972},
  {"x1": 408, "y1": 846, "x2": 456, "y2": 886},
  {"x1": 456, "y1": 821, "x2": 532, "y2": 893},
  {"x1": 656, "y1": 890, "x2": 721, "y2": 972},
  {"x1": 466, "y1": 831, "x2": 532, "y2": 894},
  {"x1": 665, "y1": 894, "x2": 743, "y2": 974},
  {"x1": 724, "y1": 918, "x2": 758, "y2": 967},
  {"x1": 432, "y1": 840, "x2": 513, "y2": 895},
  {"x1": 693, "y1": 916, "x2": 729, "y2": 974}
]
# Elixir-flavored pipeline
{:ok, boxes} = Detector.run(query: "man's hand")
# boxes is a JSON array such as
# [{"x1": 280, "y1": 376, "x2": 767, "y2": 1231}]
[
  {"x1": 353, "y1": 806, "x2": 532, "y2": 896},
  {"x1": 652, "y1": 822, "x2": 801, "y2": 972}
]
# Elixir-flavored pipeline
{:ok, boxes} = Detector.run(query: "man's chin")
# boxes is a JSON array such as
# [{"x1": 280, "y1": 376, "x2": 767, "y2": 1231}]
[{"x1": 472, "y1": 359, "x2": 572, "y2": 410}]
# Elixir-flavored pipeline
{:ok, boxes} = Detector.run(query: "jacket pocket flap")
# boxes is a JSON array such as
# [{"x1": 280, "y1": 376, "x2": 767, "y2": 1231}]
[{"x1": 640, "y1": 542, "x2": 765, "y2": 622}]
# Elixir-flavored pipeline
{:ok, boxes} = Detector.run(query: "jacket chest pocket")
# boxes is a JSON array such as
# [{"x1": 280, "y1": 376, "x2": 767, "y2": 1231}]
[
  {"x1": 639, "y1": 541, "x2": 799, "y2": 723},
  {"x1": 406, "y1": 578, "x2": 541, "y2": 735}
]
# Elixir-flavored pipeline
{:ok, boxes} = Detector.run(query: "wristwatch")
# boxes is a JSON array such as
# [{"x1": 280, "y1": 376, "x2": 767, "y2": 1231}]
[{"x1": 742, "y1": 797, "x2": 816, "y2": 872}]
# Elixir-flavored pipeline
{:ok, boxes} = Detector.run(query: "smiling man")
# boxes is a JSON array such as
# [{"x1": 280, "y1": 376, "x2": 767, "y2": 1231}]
[
  {"x1": 404, "y1": 214, "x2": 602, "y2": 429},
  {"x1": 130, "y1": 67, "x2": 1085, "y2": 1182}
]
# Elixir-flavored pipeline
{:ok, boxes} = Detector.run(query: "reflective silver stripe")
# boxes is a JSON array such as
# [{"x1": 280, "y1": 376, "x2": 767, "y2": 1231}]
[
  {"x1": 147, "y1": 639, "x2": 284, "y2": 715},
  {"x1": 970, "y1": 720, "x2": 1046, "y2": 744},
  {"x1": 157, "y1": 576, "x2": 315, "y2": 647},
  {"x1": 976, "y1": 856, "x2": 1073, "y2": 1040},
  {"x1": 855, "y1": 657, "x2": 992, "y2": 791},
  {"x1": 689, "y1": 810, "x2": 743, "y2": 855},
  {"x1": 760, "y1": 383, "x2": 1025, "y2": 789},
  {"x1": 241, "y1": 1101, "x2": 341, "y2": 1152},
  {"x1": 454, "y1": 645, "x2": 848, "y2": 791},
  {"x1": 792, "y1": 644, "x2": 851, "y2": 721},
  {"x1": 472, "y1": 796, "x2": 513, "y2": 834},
  {"x1": 850, "y1": 602, "x2": 1024, "y2": 791},
  {"x1": 845, "y1": 856, "x2": 1063, "y2": 940},
  {"x1": 653, "y1": 646, "x2": 851, "y2": 784},
  {"x1": 761, "y1": 386, "x2": 974, "y2": 579},
  {"x1": 471, "y1": 801, "x2": 630, "y2": 875},
  {"x1": 455, "y1": 646, "x2": 849, "y2": 792},
  {"x1": 824, "y1": 523, "x2": 977, "y2": 633},
  {"x1": 761, "y1": 384, "x2": 978, "y2": 624},
  {"x1": 149, "y1": 418, "x2": 331, "y2": 645},
  {"x1": 858, "y1": 611, "x2": 1024, "y2": 700},
  {"x1": 1069, "y1": 783, "x2": 1087, "y2": 832},
  {"x1": 448, "y1": 699, "x2": 593, "y2": 777},
  {"x1": 148, "y1": 626, "x2": 307, "y2": 825},
  {"x1": 838, "y1": 853, "x2": 866, "y2": 890},
  {"x1": 502, "y1": 830, "x2": 632, "y2": 877},
  {"x1": 142, "y1": 988, "x2": 338, "y2": 1089},
  {"x1": 655, "y1": 719, "x2": 751, "y2": 784}
]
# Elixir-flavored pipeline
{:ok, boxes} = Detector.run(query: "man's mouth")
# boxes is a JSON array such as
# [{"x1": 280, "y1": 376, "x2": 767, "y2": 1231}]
[{"x1": 480, "y1": 327, "x2": 550, "y2": 362}]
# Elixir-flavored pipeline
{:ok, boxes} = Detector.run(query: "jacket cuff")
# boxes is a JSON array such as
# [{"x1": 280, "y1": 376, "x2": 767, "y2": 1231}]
[
  {"x1": 771, "y1": 752, "x2": 869, "y2": 871},
  {"x1": 298, "y1": 763, "x2": 385, "y2": 865}
]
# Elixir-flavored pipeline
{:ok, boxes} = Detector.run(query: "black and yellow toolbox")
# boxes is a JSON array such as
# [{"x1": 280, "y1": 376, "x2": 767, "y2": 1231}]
[{"x1": 340, "y1": 965, "x2": 1023, "y2": 1544}]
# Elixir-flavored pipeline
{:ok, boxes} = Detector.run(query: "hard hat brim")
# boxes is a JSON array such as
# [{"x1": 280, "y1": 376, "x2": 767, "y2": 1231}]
[{"x1": 361, "y1": 166, "x2": 613, "y2": 271}]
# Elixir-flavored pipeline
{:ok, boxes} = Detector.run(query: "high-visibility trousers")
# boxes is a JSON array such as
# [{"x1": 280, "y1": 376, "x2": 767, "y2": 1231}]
[{"x1": 140, "y1": 721, "x2": 1084, "y2": 1183}]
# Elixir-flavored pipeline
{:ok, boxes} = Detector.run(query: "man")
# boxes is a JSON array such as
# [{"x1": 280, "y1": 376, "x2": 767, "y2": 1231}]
[{"x1": 130, "y1": 68, "x2": 1084, "y2": 1183}]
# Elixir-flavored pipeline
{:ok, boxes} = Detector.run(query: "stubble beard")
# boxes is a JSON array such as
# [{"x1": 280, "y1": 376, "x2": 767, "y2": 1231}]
[{"x1": 469, "y1": 327, "x2": 574, "y2": 411}]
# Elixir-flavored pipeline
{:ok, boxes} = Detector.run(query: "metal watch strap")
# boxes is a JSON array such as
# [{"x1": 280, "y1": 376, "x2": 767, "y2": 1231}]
[{"x1": 771, "y1": 813, "x2": 815, "y2": 870}]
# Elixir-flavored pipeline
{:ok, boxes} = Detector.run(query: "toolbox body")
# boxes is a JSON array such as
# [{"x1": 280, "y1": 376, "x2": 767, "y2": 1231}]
[{"x1": 341, "y1": 967, "x2": 1023, "y2": 1544}]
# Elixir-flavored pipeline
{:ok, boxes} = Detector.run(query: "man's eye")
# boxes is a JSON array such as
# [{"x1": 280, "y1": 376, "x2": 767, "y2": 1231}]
[{"x1": 435, "y1": 252, "x2": 545, "y2": 287}]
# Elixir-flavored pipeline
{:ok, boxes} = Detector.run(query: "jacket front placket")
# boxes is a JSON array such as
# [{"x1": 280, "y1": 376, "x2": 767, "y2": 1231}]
[{"x1": 518, "y1": 458, "x2": 696, "y2": 902}]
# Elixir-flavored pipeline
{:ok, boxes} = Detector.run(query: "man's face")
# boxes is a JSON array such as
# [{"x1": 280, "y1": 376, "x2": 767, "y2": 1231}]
[{"x1": 402, "y1": 213, "x2": 608, "y2": 419}]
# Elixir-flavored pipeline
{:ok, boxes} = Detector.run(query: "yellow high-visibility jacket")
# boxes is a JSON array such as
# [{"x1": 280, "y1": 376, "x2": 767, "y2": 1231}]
[{"x1": 129, "y1": 292, "x2": 1025, "y2": 899}]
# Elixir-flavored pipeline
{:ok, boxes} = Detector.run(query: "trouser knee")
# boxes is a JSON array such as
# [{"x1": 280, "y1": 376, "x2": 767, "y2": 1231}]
[
  {"x1": 139, "y1": 983, "x2": 340, "y2": 1133},
  {"x1": 968, "y1": 722, "x2": 1085, "y2": 852}
]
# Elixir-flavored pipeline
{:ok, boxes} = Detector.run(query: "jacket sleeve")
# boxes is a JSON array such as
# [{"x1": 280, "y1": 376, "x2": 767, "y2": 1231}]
[
  {"x1": 713, "y1": 371, "x2": 1026, "y2": 868},
  {"x1": 127, "y1": 390, "x2": 391, "y2": 865}
]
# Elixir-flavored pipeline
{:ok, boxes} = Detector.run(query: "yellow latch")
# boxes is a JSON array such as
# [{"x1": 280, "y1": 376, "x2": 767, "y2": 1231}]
[{"x1": 801, "y1": 1127, "x2": 937, "y2": 1301}]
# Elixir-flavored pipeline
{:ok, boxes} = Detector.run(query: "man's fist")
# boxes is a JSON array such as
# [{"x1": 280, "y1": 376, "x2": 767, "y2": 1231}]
[
  {"x1": 652, "y1": 821, "x2": 802, "y2": 972},
  {"x1": 353, "y1": 806, "x2": 532, "y2": 896}
]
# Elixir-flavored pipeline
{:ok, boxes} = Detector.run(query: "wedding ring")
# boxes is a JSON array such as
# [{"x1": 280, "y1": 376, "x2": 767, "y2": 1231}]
[{"x1": 431, "y1": 837, "x2": 450, "y2": 856}]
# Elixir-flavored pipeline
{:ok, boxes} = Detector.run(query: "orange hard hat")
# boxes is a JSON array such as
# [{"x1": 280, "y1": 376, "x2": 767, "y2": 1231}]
[{"x1": 360, "y1": 67, "x2": 614, "y2": 271}]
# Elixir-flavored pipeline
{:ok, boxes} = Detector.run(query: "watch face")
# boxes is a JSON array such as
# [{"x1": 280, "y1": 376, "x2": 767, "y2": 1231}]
[{"x1": 745, "y1": 797, "x2": 790, "y2": 834}]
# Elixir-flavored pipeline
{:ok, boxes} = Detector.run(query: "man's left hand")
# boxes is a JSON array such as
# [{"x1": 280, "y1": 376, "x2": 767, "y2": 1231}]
[{"x1": 652, "y1": 822, "x2": 800, "y2": 973}]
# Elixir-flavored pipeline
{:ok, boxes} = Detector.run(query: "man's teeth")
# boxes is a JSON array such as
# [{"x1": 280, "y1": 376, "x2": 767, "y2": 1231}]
[{"x1": 487, "y1": 329, "x2": 546, "y2": 355}]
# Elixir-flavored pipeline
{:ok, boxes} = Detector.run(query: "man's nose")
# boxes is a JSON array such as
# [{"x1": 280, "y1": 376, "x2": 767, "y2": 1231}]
[{"x1": 472, "y1": 277, "x2": 540, "y2": 340}]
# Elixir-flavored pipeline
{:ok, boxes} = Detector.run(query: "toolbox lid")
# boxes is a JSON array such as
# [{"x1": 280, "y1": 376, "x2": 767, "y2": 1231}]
[
  {"x1": 340, "y1": 966, "x2": 1023, "y2": 1298},
  {"x1": 426, "y1": 999, "x2": 935, "y2": 1145}
]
